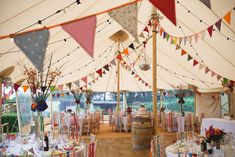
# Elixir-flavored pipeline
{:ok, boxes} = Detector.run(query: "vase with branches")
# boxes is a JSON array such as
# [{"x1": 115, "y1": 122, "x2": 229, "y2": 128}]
[
  {"x1": 71, "y1": 89, "x2": 83, "y2": 115},
  {"x1": 23, "y1": 54, "x2": 61, "y2": 147},
  {"x1": 83, "y1": 89, "x2": 93, "y2": 111}
]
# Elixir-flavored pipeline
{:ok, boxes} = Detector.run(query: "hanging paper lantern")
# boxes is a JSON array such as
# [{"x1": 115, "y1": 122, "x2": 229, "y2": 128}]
[{"x1": 139, "y1": 57, "x2": 151, "y2": 71}]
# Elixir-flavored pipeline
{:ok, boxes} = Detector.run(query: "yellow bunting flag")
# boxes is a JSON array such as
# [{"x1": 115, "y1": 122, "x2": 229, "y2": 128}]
[
  {"x1": 22, "y1": 85, "x2": 29, "y2": 92},
  {"x1": 224, "y1": 11, "x2": 231, "y2": 24}
]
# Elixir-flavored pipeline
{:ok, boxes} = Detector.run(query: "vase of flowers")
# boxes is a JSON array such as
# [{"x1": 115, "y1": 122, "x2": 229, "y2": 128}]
[
  {"x1": 205, "y1": 125, "x2": 226, "y2": 149},
  {"x1": 83, "y1": 89, "x2": 93, "y2": 111},
  {"x1": 23, "y1": 55, "x2": 61, "y2": 148},
  {"x1": 71, "y1": 89, "x2": 83, "y2": 115}
]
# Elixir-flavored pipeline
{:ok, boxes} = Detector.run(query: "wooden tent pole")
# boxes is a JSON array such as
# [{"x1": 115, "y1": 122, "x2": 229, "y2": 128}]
[
  {"x1": 117, "y1": 42, "x2": 121, "y2": 113},
  {"x1": 0, "y1": 78, "x2": 2, "y2": 142},
  {"x1": 152, "y1": 9, "x2": 158, "y2": 135}
]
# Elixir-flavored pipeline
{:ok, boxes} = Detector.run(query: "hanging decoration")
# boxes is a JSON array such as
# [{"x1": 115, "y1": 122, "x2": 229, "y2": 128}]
[
  {"x1": 199, "y1": 0, "x2": 211, "y2": 9},
  {"x1": 139, "y1": 41, "x2": 151, "y2": 71},
  {"x1": 108, "y1": 3, "x2": 139, "y2": 42},
  {"x1": 13, "y1": 30, "x2": 50, "y2": 71},
  {"x1": 70, "y1": 88, "x2": 83, "y2": 113},
  {"x1": 62, "y1": 15, "x2": 97, "y2": 58}
]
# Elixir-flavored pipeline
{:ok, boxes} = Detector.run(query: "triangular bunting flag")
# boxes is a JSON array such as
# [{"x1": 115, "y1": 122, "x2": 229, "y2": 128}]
[
  {"x1": 224, "y1": 11, "x2": 231, "y2": 24},
  {"x1": 128, "y1": 43, "x2": 135, "y2": 50},
  {"x1": 205, "y1": 67, "x2": 209, "y2": 74},
  {"x1": 159, "y1": 28, "x2": 164, "y2": 36},
  {"x1": 22, "y1": 85, "x2": 29, "y2": 92},
  {"x1": 139, "y1": 32, "x2": 145, "y2": 38},
  {"x1": 50, "y1": 86, "x2": 55, "y2": 92},
  {"x1": 211, "y1": 71, "x2": 216, "y2": 77},
  {"x1": 28, "y1": 147, "x2": 35, "y2": 155},
  {"x1": 52, "y1": 94, "x2": 55, "y2": 97},
  {"x1": 149, "y1": 0, "x2": 176, "y2": 25},
  {"x1": 116, "y1": 53, "x2": 123, "y2": 60},
  {"x1": 163, "y1": 32, "x2": 167, "y2": 39},
  {"x1": 123, "y1": 48, "x2": 129, "y2": 55},
  {"x1": 74, "y1": 80, "x2": 80, "y2": 87},
  {"x1": 143, "y1": 26, "x2": 149, "y2": 33},
  {"x1": 193, "y1": 60, "x2": 199, "y2": 66},
  {"x1": 178, "y1": 37, "x2": 182, "y2": 45},
  {"x1": 61, "y1": 93, "x2": 65, "y2": 97},
  {"x1": 187, "y1": 55, "x2": 192, "y2": 61},
  {"x1": 58, "y1": 84, "x2": 63, "y2": 91},
  {"x1": 166, "y1": 34, "x2": 170, "y2": 41},
  {"x1": 79, "y1": 87, "x2": 83, "y2": 90},
  {"x1": 194, "y1": 33, "x2": 199, "y2": 43},
  {"x1": 148, "y1": 21, "x2": 152, "y2": 26},
  {"x1": 82, "y1": 76, "x2": 87, "y2": 83},
  {"x1": 183, "y1": 37, "x2": 187, "y2": 45},
  {"x1": 131, "y1": 71, "x2": 135, "y2": 75},
  {"x1": 62, "y1": 16, "x2": 96, "y2": 58},
  {"x1": 57, "y1": 93, "x2": 60, "y2": 98},
  {"x1": 181, "y1": 49, "x2": 187, "y2": 56},
  {"x1": 217, "y1": 75, "x2": 222, "y2": 80},
  {"x1": 188, "y1": 35, "x2": 193, "y2": 44},
  {"x1": 108, "y1": 3, "x2": 139, "y2": 42},
  {"x1": 96, "y1": 69, "x2": 103, "y2": 76},
  {"x1": 200, "y1": 31, "x2": 206, "y2": 39},
  {"x1": 199, "y1": 0, "x2": 211, "y2": 9},
  {"x1": 88, "y1": 82, "x2": 92, "y2": 86},
  {"x1": 66, "y1": 92, "x2": 70, "y2": 96},
  {"x1": 199, "y1": 64, "x2": 204, "y2": 70},
  {"x1": 215, "y1": 19, "x2": 222, "y2": 31},
  {"x1": 13, "y1": 30, "x2": 49, "y2": 71},
  {"x1": 207, "y1": 25, "x2": 213, "y2": 37},
  {"x1": 175, "y1": 44, "x2": 181, "y2": 50},
  {"x1": 103, "y1": 70, "x2": 106, "y2": 75},
  {"x1": 135, "y1": 74, "x2": 139, "y2": 78},
  {"x1": 110, "y1": 59, "x2": 116, "y2": 66},
  {"x1": 92, "y1": 80, "x2": 96, "y2": 83},
  {"x1": 145, "y1": 83, "x2": 148, "y2": 87},
  {"x1": 13, "y1": 84, "x2": 20, "y2": 91},
  {"x1": 103, "y1": 64, "x2": 110, "y2": 71},
  {"x1": 66, "y1": 83, "x2": 72, "y2": 89},
  {"x1": 174, "y1": 37, "x2": 178, "y2": 45}
]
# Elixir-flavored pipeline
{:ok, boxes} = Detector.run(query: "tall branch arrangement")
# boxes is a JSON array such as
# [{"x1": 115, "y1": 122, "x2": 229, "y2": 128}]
[{"x1": 23, "y1": 55, "x2": 62, "y2": 112}]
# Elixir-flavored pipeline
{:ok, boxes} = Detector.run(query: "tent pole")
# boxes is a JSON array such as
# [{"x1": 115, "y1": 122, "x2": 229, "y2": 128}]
[
  {"x1": 15, "y1": 90, "x2": 22, "y2": 135},
  {"x1": 117, "y1": 43, "x2": 121, "y2": 113},
  {"x1": 152, "y1": 8, "x2": 158, "y2": 135},
  {"x1": 0, "y1": 78, "x2": 2, "y2": 142}
]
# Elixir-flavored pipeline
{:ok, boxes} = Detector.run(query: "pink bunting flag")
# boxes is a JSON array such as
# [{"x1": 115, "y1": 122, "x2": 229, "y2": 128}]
[
  {"x1": 58, "y1": 84, "x2": 63, "y2": 91},
  {"x1": 205, "y1": 67, "x2": 209, "y2": 74},
  {"x1": 194, "y1": 33, "x2": 199, "y2": 43},
  {"x1": 200, "y1": 31, "x2": 206, "y2": 39},
  {"x1": 211, "y1": 71, "x2": 216, "y2": 77},
  {"x1": 62, "y1": 16, "x2": 97, "y2": 58}
]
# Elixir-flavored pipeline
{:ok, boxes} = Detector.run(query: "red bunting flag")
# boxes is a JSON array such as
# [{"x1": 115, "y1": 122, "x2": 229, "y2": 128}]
[
  {"x1": 145, "y1": 83, "x2": 148, "y2": 87},
  {"x1": 143, "y1": 26, "x2": 149, "y2": 33},
  {"x1": 193, "y1": 60, "x2": 199, "y2": 66},
  {"x1": 13, "y1": 84, "x2": 20, "y2": 91},
  {"x1": 149, "y1": 0, "x2": 176, "y2": 25},
  {"x1": 82, "y1": 76, "x2": 87, "y2": 83},
  {"x1": 116, "y1": 53, "x2": 123, "y2": 60},
  {"x1": 181, "y1": 49, "x2": 187, "y2": 56},
  {"x1": 207, "y1": 25, "x2": 213, "y2": 37},
  {"x1": 57, "y1": 93, "x2": 60, "y2": 98},
  {"x1": 96, "y1": 69, "x2": 102, "y2": 76},
  {"x1": 62, "y1": 16, "x2": 97, "y2": 58},
  {"x1": 22, "y1": 85, "x2": 29, "y2": 92}
]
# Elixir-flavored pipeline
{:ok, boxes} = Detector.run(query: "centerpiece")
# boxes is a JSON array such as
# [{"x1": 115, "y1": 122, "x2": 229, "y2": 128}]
[
  {"x1": 205, "y1": 125, "x2": 226, "y2": 149},
  {"x1": 23, "y1": 55, "x2": 61, "y2": 148},
  {"x1": 71, "y1": 89, "x2": 83, "y2": 114},
  {"x1": 83, "y1": 89, "x2": 93, "y2": 111}
]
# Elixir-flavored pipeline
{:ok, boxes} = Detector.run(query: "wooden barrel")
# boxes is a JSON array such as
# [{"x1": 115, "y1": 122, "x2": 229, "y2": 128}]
[{"x1": 132, "y1": 117, "x2": 153, "y2": 149}]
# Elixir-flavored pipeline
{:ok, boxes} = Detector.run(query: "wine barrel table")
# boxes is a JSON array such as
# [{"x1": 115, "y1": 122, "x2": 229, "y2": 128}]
[{"x1": 132, "y1": 117, "x2": 153, "y2": 149}]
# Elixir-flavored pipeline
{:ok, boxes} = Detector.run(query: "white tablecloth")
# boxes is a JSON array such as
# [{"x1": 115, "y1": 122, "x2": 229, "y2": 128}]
[{"x1": 200, "y1": 118, "x2": 235, "y2": 136}]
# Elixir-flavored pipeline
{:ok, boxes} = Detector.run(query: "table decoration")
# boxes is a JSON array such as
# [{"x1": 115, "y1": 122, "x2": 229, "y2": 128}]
[
  {"x1": 84, "y1": 89, "x2": 93, "y2": 111},
  {"x1": 71, "y1": 88, "x2": 83, "y2": 114},
  {"x1": 23, "y1": 55, "x2": 61, "y2": 150},
  {"x1": 205, "y1": 125, "x2": 226, "y2": 149}
]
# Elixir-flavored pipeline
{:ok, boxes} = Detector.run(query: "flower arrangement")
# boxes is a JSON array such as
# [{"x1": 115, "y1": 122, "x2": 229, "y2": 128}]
[
  {"x1": 23, "y1": 55, "x2": 61, "y2": 112},
  {"x1": 71, "y1": 88, "x2": 83, "y2": 113},
  {"x1": 205, "y1": 125, "x2": 226, "y2": 143}
]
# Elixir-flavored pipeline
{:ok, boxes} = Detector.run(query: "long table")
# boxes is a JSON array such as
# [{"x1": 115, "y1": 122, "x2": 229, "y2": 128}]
[{"x1": 201, "y1": 118, "x2": 235, "y2": 136}]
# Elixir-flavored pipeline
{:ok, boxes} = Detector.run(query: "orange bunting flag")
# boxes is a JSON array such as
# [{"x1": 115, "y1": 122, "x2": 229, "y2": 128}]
[
  {"x1": 181, "y1": 49, "x2": 187, "y2": 56},
  {"x1": 123, "y1": 48, "x2": 129, "y2": 55},
  {"x1": 22, "y1": 85, "x2": 29, "y2": 92},
  {"x1": 61, "y1": 93, "x2": 65, "y2": 97},
  {"x1": 193, "y1": 60, "x2": 199, "y2": 66},
  {"x1": 224, "y1": 11, "x2": 231, "y2": 24}
]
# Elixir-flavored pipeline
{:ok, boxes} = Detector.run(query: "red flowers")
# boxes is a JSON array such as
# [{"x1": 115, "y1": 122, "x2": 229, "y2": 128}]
[{"x1": 205, "y1": 125, "x2": 225, "y2": 143}]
